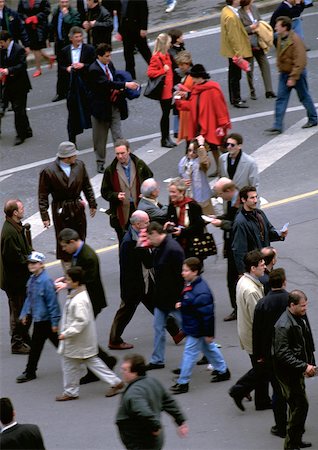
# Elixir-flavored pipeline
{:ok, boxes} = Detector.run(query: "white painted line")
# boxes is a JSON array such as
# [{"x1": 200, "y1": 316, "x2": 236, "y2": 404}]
[{"x1": 0, "y1": 175, "x2": 12, "y2": 183}]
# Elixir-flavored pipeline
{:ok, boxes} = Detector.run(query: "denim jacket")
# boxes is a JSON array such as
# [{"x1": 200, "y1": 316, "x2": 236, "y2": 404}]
[{"x1": 20, "y1": 269, "x2": 61, "y2": 327}]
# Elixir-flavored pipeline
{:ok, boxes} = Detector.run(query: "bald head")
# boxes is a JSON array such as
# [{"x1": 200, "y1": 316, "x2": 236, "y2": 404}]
[
  {"x1": 140, "y1": 178, "x2": 159, "y2": 199},
  {"x1": 261, "y1": 246, "x2": 277, "y2": 268},
  {"x1": 4, "y1": 199, "x2": 24, "y2": 222},
  {"x1": 214, "y1": 178, "x2": 236, "y2": 200},
  {"x1": 130, "y1": 210, "x2": 150, "y2": 230}
]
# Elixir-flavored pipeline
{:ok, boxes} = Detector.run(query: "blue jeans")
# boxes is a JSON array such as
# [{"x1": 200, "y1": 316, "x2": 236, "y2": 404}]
[
  {"x1": 151, "y1": 308, "x2": 181, "y2": 364},
  {"x1": 177, "y1": 336, "x2": 227, "y2": 385},
  {"x1": 273, "y1": 71, "x2": 317, "y2": 131},
  {"x1": 292, "y1": 18, "x2": 304, "y2": 40}
]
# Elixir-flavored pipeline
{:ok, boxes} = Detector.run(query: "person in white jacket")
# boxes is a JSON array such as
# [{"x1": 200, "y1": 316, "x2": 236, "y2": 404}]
[{"x1": 56, "y1": 266, "x2": 124, "y2": 401}]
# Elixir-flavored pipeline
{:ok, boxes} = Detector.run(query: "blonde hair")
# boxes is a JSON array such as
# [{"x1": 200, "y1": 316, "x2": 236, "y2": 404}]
[
  {"x1": 175, "y1": 50, "x2": 192, "y2": 66},
  {"x1": 153, "y1": 33, "x2": 171, "y2": 55}
]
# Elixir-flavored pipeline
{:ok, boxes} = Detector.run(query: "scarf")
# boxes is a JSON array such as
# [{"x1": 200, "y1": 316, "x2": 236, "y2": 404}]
[{"x1": 173, "y1": 196, "x2": 192, "y2": 227}]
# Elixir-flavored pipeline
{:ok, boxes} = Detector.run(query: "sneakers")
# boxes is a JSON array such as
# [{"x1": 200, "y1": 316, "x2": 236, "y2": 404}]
[
  {"x1": 169, "y1": 383, "x2": 189, "y2": 394},
  {"x1": 16, "y1": 371, "x2": 36, "y2": 383},
  {"x1": 11, "y1": 343, "x2": 30, "y2": 355},
  {"x1": 211, "y1": 368, "x2": 231, "y2": 383},
  {"x1": 165, "y1": 0, "x2": 177, "y2": 13},
  {"x1": 105, "y1": 381, "x2": 125, "y2": 397}
]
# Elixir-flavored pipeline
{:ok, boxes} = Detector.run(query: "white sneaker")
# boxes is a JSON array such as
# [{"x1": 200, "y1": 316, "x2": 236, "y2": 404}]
[
  {"x1": 207, "y1": 364, "x2": 214, "y2": 371},
  {"x1": 165, "y1": 0, "x2": 177, "y2": 13}
]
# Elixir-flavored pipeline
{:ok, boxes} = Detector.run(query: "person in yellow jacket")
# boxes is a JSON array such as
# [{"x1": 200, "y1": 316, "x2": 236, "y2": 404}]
[{"x1": 220, "y1": 0, "x2": 252, "y2": 108}]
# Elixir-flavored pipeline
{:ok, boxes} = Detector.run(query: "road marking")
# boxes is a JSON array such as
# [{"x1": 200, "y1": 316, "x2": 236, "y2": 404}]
[{"x1": 44, "y1": 188, "x2": 318, "y2": 269}]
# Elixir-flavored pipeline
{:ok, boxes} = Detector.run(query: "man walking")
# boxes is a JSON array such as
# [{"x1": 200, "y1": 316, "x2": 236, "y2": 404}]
[
  {"x1": 273, "y1": 290, "x2": 315, "y2": 450},
  {"x1": 38, "y1": 141, "x2": 97, "y2": 263},
  {"x1": 116, "y1": 353, "x2": 188, "y2": 450},
  {"x1": 232, "y1": 185, "x2": 288, "y2": 275},
  {"x1": 101, "y1": 139, "x2": 153, "y2": 242},
  {"x1": 0, "y1": 199, "x2": 32, "y2": 354},
  {"x1": 265, "y1": 16, "x2": 317, "y2": 134}
]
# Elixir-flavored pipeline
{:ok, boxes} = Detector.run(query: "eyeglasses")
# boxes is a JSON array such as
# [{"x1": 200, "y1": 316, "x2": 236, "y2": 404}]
[{"x1": 226, "y1": 142, "x2": 236, "y2": 148}]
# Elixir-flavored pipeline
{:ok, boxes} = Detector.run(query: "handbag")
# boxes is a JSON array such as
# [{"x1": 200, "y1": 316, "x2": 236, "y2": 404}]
[
  {"x1": 189, "y1": 231, "x2": 217, "y2": 259},
  {"x1": 144, "y1": 74, "x2": 165, "y2": 100}
]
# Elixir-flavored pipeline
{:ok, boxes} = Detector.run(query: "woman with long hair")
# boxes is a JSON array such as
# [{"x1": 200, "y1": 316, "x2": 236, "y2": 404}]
[{"x1": 147, "y1": 33, "x2": 175, "y2": 148}]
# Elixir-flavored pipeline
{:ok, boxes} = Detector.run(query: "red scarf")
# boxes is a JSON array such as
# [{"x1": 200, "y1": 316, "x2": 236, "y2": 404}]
[{"x1": 173, "y1": 197, "x2": 192, "y2": 227}]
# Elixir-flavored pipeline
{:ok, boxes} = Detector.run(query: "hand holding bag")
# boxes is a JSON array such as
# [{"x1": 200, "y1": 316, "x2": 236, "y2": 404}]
[{"x1": 189, "y1": 230, "x2": 218, "y2": 259}]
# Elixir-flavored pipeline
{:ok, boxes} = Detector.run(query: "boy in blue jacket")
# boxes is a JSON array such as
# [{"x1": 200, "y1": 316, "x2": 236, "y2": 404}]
[
  {"x1": 170, "y1": 257, "x2": 230, "y2": 394},
  {"x1": 16, "y1": 252, "x2": 61, "y2": 383}
]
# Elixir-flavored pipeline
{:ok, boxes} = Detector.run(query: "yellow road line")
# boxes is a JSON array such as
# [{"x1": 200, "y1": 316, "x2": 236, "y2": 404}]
[{"x1": 45, "y1": 189, "x2": 318, "y2": 269}]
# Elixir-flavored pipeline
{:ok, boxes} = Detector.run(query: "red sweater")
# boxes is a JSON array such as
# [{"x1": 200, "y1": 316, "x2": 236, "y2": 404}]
[{"x1": 147, "y1": 52, "x2": 173, "y2": 100}]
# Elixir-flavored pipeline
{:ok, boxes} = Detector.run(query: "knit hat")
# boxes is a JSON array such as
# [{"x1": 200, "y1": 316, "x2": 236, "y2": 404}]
[
  {"x1": 189, "y1": 64, "x2": 210, "y2": 79},
  {"x1": 56, "y1": 141, "x2": 79, "y2": 158}
]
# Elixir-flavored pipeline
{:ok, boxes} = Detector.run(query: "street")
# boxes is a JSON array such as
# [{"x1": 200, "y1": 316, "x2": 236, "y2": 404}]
[{"x1": 0, "y1": 6, "x2": 318, "y2": 450}]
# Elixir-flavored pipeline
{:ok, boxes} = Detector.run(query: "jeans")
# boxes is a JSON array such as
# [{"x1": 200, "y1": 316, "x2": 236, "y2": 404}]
[
  {"x1": 273, "y1": 71, "x2": 317, "y2": 131},
  {"x1": 178, "y1": 336, "x2": 227, "y2": 384},
  {"x1": 150, "y1": 307, "x2": 181, "y2": 364},
  {"x1": 292, "y1": 17, "x2": 304, "y2": 40}
]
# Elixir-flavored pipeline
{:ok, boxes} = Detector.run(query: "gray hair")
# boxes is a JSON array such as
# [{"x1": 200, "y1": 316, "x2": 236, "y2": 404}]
[
  {"x1": 130, "y1": 210, "x2": 149, "y2": 224},
  {"x1": 168, "y1": 177, "x2": 187, "y2": 193},
  {"x1": 140, "y1": 178, "x2": 158, "y2": 197},
  {"x1": 69, "y1": 26, "x2": 84, "y2": 38}
]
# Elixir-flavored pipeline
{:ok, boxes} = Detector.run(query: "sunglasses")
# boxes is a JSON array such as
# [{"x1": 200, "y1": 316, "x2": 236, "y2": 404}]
[{"x1": 226, "y1": 142, "x2": 236, "y2": 147}]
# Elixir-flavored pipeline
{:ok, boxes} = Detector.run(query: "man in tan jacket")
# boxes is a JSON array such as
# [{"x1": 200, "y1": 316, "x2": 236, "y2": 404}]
[
  {"x1": 265, "y1": 16, "x2": 317, "y2": 134},
  {"x1": 220, "y1": 0, "x2": 252, "y2": 108}
]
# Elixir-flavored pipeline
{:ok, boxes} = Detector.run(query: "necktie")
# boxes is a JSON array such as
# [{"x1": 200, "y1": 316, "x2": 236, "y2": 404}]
[{"x1": 105, "y1": 65, "x2": 110, "y2": 80}]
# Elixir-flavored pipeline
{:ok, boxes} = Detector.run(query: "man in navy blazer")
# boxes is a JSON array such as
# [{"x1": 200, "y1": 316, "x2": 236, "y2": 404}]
[
  {"x1": 0, "y1": 397, "x2": 46, "y2": 449},
  {"x1": 88, "y1": 42, "x2": 139, "y2": 173},
  {"x1": 0, "y1": 30, "x2": 32, "y2": 145}
]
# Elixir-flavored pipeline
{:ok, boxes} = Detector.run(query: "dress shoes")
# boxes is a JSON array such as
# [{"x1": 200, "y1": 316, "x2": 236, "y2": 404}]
[
  {"x1": 51, "y1": 95, "x2": 65, "y2": 102},
  {"x1": 270, "y1": 426, "x2": 286, "y2": 438},
  {"x1": 11, "y1": 343, "x2": 30, "y2": 354},
  {"x1": 105, "y1": 381, "x2": 125, "y2": 397},
  {"x1": 80, "y1": 372, "x2": 99, "y2": 385},
  {"x1": 161, "y1": 138, "x2": 174, "y2": 148},
  {"x1": 96, "y1": 162, "x2": 105, "y2": 173},
  {"x1": 264, "y1": 127, "x2": 282, "y2": 135},
  {"x1": 108, "y1": 342, "x2": 134, "y2": 350},
  {"x1": 170, "y1": 383, "x2": 189, "y2": 394},
  {"x1": 14, "y1": 136, "x2": 25, "y2": 146},
  {"x1": 250, "y1": 93, "x2": 257, "y2": 100},
  {"x1": 299, "y1": 442, "x2": 312, "y2": 448},
  {"x1": 265, "y1": 91, "x2": 277, "y2": 98},
  {"x1": 32, "y1": 69, "x2": 42, "y2": 78},
  {"x1": 55, "y1": 394, "x2": 79, "y2": 401},
  {"x1": 301, "y1": 121, "x2": 317, "y2": 129},
  {"x1": 167, "y1": 137, "x2": 177, "y2": 147},
  {"x1": 26, "y1": 129, "x2": 33, "y2": 138},
  {"x1": 228, "y1": 387, "x2": 245, "y2": 411},
  {"x1": 172, "y1": 368, "x2": 181, "y2": 375},
  {"x1": 145, "y1": 363, "x2": 165, "y2": 371},
  {"x1": 172, "y1": 330, "x2": 185, "y2": 345},
  {"x1": 211, "y1": 368, "x2": 231, "y2": 382},
  {"x1": 196, "y1": 355, "x2": 208, "y2": 365},
  {"x1": 223, "y1": 310, "x2": 237, "y2": 322},
  {"x1": 16, "y1": 371, "x2": 36, "y2": 383},
  {"x1": 233, "y1": 101, "x2": 249, "y2": 108}
]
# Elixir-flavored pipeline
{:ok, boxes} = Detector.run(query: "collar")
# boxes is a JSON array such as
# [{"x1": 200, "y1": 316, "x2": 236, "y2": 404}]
[
  {"x1": 142, "y1": 197, "x2": 158, "y2": 205},
  {"x1": 5, "y1": 216, "x2": 23, "y2": 233},
  {"x1": 71, "y1": 43, "x2": 82, "y2": 51},
  {"x1": 283, "y1": 0, "x2": 293, "y2": 7},
  {"x1": 73, "y1": 240, "x2": 84, "y2": 258},
  {"x1": 68, "y1": 284, "x2": 86, "y2": 300},
  {"x1": 227, "y1": 5, "x2": 239, "y2": 15},
  {"x1": 1, "y1": 421, "x2": 17, "y2": 433},
  {"x1": 243, "y1": 272, "x2": 264, "y2": 287}
]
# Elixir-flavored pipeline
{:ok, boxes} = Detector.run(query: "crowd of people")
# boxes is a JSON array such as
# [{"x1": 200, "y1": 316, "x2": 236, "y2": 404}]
[{"x1": 0, "y1": 0, "x2": 317, "y2": 449}]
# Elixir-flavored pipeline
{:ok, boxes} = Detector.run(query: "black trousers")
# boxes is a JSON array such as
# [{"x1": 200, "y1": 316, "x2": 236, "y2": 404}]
[
  {"x1": 26, "y1": 320, "x2": 59, "y2": 374},
  {"x1": 228, "y1": 58, "x2": 242, "y2": 105},
  {"x1": 159, "y1": 98, "x2": 172, "y2": 140},
  {"x1": 55, "y1": 40, "x2": 69, "y2": 98},
  {"x1": 7, "y1": 290, "x2": 31, "y2": 349},
  {"x1": 227, "y1": 250, "x2": 238, "y2": 311},
  {"x1": 122, "y1": 28, "x2": 151, "y2": 80},
  {"x1": 11, "y1": 92, "x2": 31, "y2": 139},
  {"x1": 266, "y1": 361, "x2": 287, "y2": 433}
]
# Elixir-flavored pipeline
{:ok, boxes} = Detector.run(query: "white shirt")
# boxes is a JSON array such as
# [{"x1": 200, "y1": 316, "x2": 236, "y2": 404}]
[
  {"x1": 227, "y1": 5, "x2": 240, "y2": 17},
  {"x1": 7, "y1": 40, "x2": 14, "y2": 58},
  {"x1": 96, "y1": 60, "x2": 113, "y2": 80},
  {"x1": 59, "y1": 160, "x2": 71, "y2": 177},
  {"x1": 71, "y1": 44, "x2": 82, "y2": 64},
  {"x1": 1, "y1": 421, "x2": 17, "y2": 433}
]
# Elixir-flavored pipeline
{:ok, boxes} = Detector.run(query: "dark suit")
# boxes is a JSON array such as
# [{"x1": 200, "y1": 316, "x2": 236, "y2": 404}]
[
  {"x1": 0, "y1": 423, "x2": 45, "y2": 450},
  {"x1": 119, "y1": 0, "x2": 151, "y2": 79},
  {"x1": 88, "y1": 59, "x2": 125, "y2": 163},
  {"x1": 0, "y1": 6, "x2": 30, "y2": 47},
  {"x1": 0, "y1": 42, "x2": 32, "y2": 140},
  {"x1": 60, "y1": 43, "x2": 95, "y2": 141},
  {"x1": 86, "y1": 4, "x2": 113, "y2": 46}
]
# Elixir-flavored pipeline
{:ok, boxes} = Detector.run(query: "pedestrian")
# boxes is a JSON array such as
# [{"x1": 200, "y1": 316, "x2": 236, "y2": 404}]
[
  {"x1": 209, "y1": 178, "x2": 240, "y2": 321},
  {"x1": 228, "y1": 250, "x2": 272, "y2": 411},
  {"x1": 0, "y1": 0, "x2": 30, "y2": 50},
  {"x1": 0, "y1": 397, "x2": 46, "y2": 449},
  {"x1": 38, "y1": 141, "x2": 97, "y2": 263},
  {"x1": 0, "y1": 198, "x2": 32, "y2": 355},
  {"x1": 118, "y1": 0, "x2": 151, "y2": 80},
  {"x1": 55, "y1": 266, "x2": 124, "y2": 401},
  {"x1": 269, "y1": 0, "x2": 305, "y2": 41},
  {"x1": 0, "y1": 30, "x2": 33, "y2": 146},
  {"x1": 175, "y1": 64, "x2": 231, "y2": 167},
  {"x1": 273, "y1": 289, "x2": 316, "y2": 450},
  {"x1": 220, "y1": 0, "x2": 252, "y2": 108},
  {"x1": 253, "y1": 268, "x2": 289, "y2": 439},
  {"x1": 259, "y1": 246, "x2": 277, "y2": 294},
  {"x1": 116, "y1": 353, "x2": 188, "y2": 450},
  {"x1": 59, "y1": 26, "x2": 95, "y2": 145},
  {"x1": 232, "y1": 185, "x2": 288, "y2": 275},
  {"x1": 83, "y1": 0, "x2": 113, "y2": 47},
  {"x1": 145, "y1": 222, "x2": 185, "y2": 370},
  {"x1": 265, "y1": 16, "x2": 317, "y2": 134},
  {"x1": 16, "y1": 251, "x2": 61, "y2": 383},
  {"x1": 215, "y1": 133, "x2": 260, "y2": 194},
  {"x1": 239, "y1": 0, "x2": 276, "y2": 100},
  {"x1": 165, "y1": 177, "x2": 206, "y2": 258},
  {"x1": 170, "y1": 257, "x2": 231, "y2": 394},
  {"x1": 49, "y1": 0, "x2": 81, "y2": 102},
  {"x1": 178, "y1": 137, "x2": 213, "y2": 215},
  {"x1": 147, "y1": 33, "x2": 175, "y2": 148},
  {"x1": 17, "y1": 0, "x2": 53, "y2": 78},
  {"x1": 138, "y1": 178, "x2": 168, "y2": 224},
  {"x1": 101, "y1": 139, "x2": 153, "y2": 242},
  {"x1": 88, "y1": 44, "x2": 139, "y2": 173}
]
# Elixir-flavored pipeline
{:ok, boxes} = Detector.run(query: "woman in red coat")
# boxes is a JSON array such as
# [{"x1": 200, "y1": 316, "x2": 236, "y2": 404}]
[
  {"x1": 176, "y1": 64, "x2": 231, "y2": 165},
  {"x1": 147, "y1": 33, "x2": 175, "y2": 148}
]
